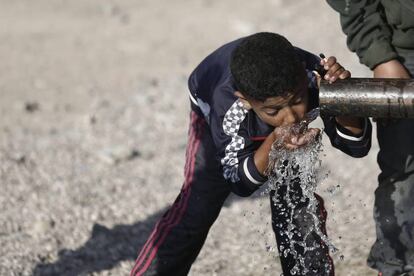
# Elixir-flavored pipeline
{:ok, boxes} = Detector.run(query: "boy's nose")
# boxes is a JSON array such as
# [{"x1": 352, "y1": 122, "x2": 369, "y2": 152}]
[
  {"x1": 281, "y1": 107, "x2": 306, "y2": 126},
  {"x1": 281, "y1": 108, "x2": 300, "y2": 125}
]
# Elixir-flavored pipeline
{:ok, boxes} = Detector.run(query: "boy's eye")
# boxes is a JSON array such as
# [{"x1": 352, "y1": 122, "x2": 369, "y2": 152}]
[
  {"x1": 292, "y1": 97, "x2": 302, "y2": 105},
  {"x1": 265, "y1": 110, "x2": 279, "y2": 116}
]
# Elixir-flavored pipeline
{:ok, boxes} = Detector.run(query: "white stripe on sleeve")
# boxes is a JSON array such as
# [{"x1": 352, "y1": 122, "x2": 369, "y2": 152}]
[
  {"x1": 336, "y1": 118, "x2": 368, "y2": 142},
  {"x1": 243, "y1": 157, "x2": 264, "y2": 185}
]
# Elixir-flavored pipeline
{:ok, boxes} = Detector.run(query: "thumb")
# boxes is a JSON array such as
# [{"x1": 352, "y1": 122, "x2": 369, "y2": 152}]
[{"x1": 312, "y1": 70, "x2": 322, "y2": 88}]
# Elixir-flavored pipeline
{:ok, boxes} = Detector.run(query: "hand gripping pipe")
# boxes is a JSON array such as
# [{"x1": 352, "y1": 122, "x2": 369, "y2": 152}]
[{"x1": 319, "y1": 78, "x2": 414, "y2": 118}]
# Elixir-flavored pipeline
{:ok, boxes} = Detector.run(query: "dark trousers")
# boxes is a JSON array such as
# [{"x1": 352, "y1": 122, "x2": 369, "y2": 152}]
[
  {"x1": 367, "y1": 119, "x2": 414, "y2": 276},
  {"x1": 131, "y1": 111, "x2": 332, "y2": 276},
  {"x1": 367, "y1": 50, "x2": 414, "y2": 276}
]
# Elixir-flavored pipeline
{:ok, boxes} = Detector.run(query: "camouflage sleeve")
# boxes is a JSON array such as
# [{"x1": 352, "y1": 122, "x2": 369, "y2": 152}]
[{"x1": 326, "y1": 0, "x2": 398, "y2": 69}]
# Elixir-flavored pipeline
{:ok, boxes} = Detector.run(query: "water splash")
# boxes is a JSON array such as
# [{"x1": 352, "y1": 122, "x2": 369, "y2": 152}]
[
  {"x1": 264, "y1": 108, "x2": 336, "y2": 275},
  {"x1": 302, "y1": 107, "x2": 320, "y2": 125}
]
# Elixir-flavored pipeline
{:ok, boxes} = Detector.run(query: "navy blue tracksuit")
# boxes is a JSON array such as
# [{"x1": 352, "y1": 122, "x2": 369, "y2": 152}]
[{"x1": 131, "y1": 37, "x2": 372, "y2": 276}]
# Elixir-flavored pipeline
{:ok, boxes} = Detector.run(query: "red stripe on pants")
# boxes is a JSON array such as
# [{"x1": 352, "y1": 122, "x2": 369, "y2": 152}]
[{"x1": 131, "y1": 112, "x2": 203, "y2": 276}]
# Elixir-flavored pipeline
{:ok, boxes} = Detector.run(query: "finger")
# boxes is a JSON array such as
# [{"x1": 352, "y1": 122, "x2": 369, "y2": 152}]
[
  {"x1": 273, "y1": 130, "x2": 288, "y2": 143},
  {"x1": 297, "y1": 128, "x2": 320, "y2": 145},
  {"x1": 339, "y1": 70, "x2": 351, "y2": 79},
  {"x1": 329, "y1": 67, "x2": 346, "y2": 82},
  {"x1": 291, "y1": 134, "x2": 310, "y2": 146},
  {"x1": 331, "y1": 67, "x2": 351, "y2": 82},
  {"x1": 298, "y1": 132, "x2": 315, "y2": 145},
  {"x1": 308, "y1": 128, "x2": 321, "y2": 135},
  {"x1": 296, "y1": 135, "x2": 307, "y2": 145},
  {"x1": 323, "y1": 56, "x2": 337, "y2": 70},
  {"x1": 307, "y1": 128, "x2": 321, "y2": 140},
  {"x1": 285, "y1": 143, "x2": 299, "y2": 150},
  {"x1": 324, "y1": 63, "x2": 342, "y2": 81}
]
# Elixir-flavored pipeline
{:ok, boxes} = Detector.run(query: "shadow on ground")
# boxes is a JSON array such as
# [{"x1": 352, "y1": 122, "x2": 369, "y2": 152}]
[
  {"x1": 32, "y1": 192, "x2": 265, "y2": 276},
  {"x1": 33, "y1": 207, "x2": 167, "y2": 276}
]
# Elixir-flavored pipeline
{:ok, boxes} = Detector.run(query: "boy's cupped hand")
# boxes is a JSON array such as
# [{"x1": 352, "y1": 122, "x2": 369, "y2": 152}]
[{"x1": 273, "y1": 126, "x2": 320, "y2": 150}]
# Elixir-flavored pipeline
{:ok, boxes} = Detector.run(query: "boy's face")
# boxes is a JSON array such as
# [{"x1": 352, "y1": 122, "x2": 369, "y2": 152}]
[{"x1": 236, "y1": 74, "x2": 309, "y2": 128}]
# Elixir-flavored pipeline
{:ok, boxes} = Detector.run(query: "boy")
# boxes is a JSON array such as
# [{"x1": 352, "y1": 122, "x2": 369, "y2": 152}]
[{"x1": 131, "y1": 32, "x2": 372, "y2": 276}]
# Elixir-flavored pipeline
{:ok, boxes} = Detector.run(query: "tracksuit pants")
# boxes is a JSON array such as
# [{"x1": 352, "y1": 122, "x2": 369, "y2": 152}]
[{"x1": 130, "y1": 110, "x2": 333, "y2": 276}]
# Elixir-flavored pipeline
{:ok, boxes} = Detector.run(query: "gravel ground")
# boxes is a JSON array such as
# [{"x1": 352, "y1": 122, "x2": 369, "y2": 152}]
[{"x1": 0, "y1": 0, "x2": 380, "y2": 275}]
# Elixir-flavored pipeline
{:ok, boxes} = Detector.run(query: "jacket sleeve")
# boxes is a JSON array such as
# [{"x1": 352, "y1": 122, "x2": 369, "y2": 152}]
[
  {"x1": 326, "y1": 0, "x2": 398, "y2": 69},
  {"x1": 322, "y1": 116, "x2": 372, "y2": 158},
  {"x1": 209, "y1": 94, "x2": 267, "y2": 197}
]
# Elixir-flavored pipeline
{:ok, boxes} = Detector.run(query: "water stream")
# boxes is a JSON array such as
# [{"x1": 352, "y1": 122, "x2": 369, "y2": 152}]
[{"x1": 265, "y1": 109, "x2": 336, "y2": 275}]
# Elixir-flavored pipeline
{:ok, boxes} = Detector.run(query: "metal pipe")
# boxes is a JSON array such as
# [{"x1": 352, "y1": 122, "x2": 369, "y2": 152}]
[{"x1": 319, "y1": 78, "x2": 414, "y2": 118}]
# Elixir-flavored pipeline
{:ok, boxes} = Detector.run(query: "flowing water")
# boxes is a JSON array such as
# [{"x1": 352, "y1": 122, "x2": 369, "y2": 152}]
[{"x1": 264, "y1": 108, "x2": 336, "y2": 275}]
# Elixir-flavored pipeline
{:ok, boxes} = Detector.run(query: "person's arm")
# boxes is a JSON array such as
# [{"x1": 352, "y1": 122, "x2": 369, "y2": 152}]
[
  {"x1": 373, "y1": 59, "x2": 411, "y2": 79},
  {"x1": 209, "y1": 98, "x2": 268, "y2": 197},
  {"x1": 295, "y1": 47, "x2": 366, "y2": 135},
  {"x1": 323, "y1": 116, "x2": 372, "y2": 158},
  {"x1": 326, "y1": 2, "x2": 411, "y2": 79},
  {"x1": 210, "y1": 98, "x2": 320, "y2": 197},
  {"x1": 326, "y1": 0, "x2": 398, "y2": 70},
  {"x1": 319, "y1": 56, "x2": 365, "y2": 136},
  {"x1": 253, "y1": 132, "x2": 276, "y2": 175},
  {"x1": 317, "y1": 55, "x2": 372, "y2": 157}
]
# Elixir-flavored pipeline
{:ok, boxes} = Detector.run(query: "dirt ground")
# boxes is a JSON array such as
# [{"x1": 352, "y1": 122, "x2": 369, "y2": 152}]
[{"x1": 0, "y1": 0, "x2": 380, "y2": 275}]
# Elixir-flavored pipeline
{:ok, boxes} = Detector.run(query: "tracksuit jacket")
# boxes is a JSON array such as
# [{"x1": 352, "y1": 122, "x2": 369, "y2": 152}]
[{"x1": 187, "y1": 37, "x2": 372, "y2": 196}]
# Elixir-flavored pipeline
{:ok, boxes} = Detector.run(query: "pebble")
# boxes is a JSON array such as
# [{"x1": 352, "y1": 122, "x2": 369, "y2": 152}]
[
  {"x1": 97, "y1": 146, "x2": 140, "y2": 164},
  {"x1": 24, "y1": 102, "x2": 40, "y2": 113}
]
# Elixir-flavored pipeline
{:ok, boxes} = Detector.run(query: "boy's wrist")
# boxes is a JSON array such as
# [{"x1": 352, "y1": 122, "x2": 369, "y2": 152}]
[
  {"x1": 271, "y1": 130, "x2": 278, "y2": 141},
  {"x1": 335, "y1": 116, "x2": 364, "y2": 136}
]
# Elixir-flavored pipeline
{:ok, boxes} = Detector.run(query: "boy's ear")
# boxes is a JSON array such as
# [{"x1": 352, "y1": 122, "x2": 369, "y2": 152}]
[{"x1": 234, "y1": 91, "x2": 252, "y2": 110}]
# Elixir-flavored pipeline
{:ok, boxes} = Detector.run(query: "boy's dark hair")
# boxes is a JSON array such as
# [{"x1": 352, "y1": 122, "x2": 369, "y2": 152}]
[{"x1": 230, "y1": 32, "x2": 303, "y2": 101}]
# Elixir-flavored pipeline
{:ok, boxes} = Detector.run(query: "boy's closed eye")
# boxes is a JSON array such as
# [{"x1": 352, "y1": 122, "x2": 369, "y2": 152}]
[
  {"x1": 263, "y1": 97, "x2": 302, "y2": 116},
  {"x1": 264, "y1": 108, "x2": 280, "y2": 116},
  {"x1": 290, "y1": 97, "x2": 302, "y2": 105}
]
